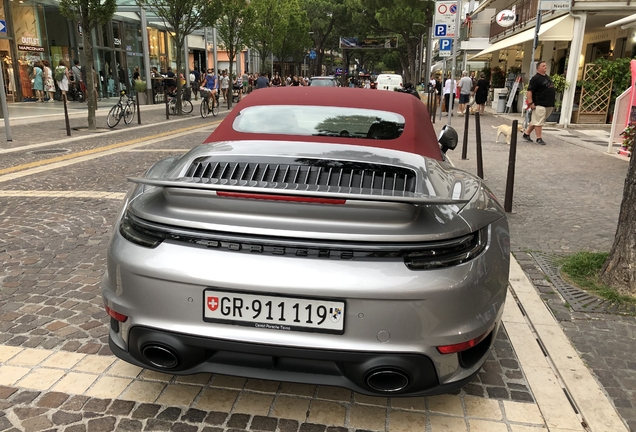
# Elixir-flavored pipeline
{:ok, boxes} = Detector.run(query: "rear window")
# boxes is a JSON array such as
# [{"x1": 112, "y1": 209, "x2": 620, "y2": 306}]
[
  {"x1": 309, "y1": 78, "x2": 336, "y2": 87},
  {"x1": 232, "y1": 105, "x2": 405, "y2": 140}
]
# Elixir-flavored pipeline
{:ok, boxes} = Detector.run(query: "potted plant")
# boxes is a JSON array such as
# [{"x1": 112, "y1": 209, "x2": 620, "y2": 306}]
[
  {"x1": 547, "y1": 74, "x2": 569, "y2": 122},
  {"x1": 134, "y1": 79, "x2": 148, "y2": 104}
]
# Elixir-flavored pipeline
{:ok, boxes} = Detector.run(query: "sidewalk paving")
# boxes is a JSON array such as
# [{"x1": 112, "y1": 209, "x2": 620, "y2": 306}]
[{"x1": 0, "y1": 98, "x2": 633, "y2": 431}]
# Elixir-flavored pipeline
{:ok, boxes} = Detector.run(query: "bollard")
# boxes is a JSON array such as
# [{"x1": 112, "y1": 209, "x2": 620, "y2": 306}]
[
  {"x1": 165, "y1": 89, "x2": 169, "y2": 119},
  {"x1": 475, "y1": 112, "x2": 483, "y2": 179},
  {"x1": 432, "y1": 94, "x2": 437, "y2": 124},
  {"x1": 136, "y1": 92, "x2": 141, "y2": 124},
  {"x1": 63, "y1": 94, "x2": 71, "y2": 136},
  {"x1": 504, "y1": 120, "x2": 519, "y2": 213},
  {"x1": 461, "y1": 106, "x2": 469, "y2": 160}
]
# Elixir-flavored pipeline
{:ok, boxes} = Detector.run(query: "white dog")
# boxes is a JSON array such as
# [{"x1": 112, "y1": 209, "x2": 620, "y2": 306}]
[{"x1": 492, "y1": 124, "x2": 524, "y2": 144}]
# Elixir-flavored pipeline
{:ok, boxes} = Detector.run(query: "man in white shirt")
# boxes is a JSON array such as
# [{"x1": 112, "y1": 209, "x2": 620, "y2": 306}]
[{"x1": 443, "y1": 76, "x2": 456, "y2": 116}]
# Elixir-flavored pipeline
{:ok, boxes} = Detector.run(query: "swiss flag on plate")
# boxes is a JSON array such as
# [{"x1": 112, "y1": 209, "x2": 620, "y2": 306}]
[{"x1": 207, "y1": 296, "x2": 219, "y2": 311}]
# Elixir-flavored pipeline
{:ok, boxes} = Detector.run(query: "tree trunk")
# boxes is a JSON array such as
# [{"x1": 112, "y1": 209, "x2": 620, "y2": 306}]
[
  {"x1": 175, "y1": 36, "x2": 183, "y2": 115},
  {"x1": 82, "y1": 24, "x2": 97, "y2": 131},
  {"x1": 599, "y1": 151, "x2": 636, "y2": 295}
]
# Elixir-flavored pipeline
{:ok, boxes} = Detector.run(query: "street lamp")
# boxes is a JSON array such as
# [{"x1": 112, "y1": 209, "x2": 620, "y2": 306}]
[{"x1": 413, "y1": 23, "x2": 426, "y2": 84}]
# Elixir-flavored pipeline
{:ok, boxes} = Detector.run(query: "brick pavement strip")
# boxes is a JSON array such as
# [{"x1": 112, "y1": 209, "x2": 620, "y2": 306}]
[{"x1": 0, "y1": 103, "x2": 622, "y2": 430}]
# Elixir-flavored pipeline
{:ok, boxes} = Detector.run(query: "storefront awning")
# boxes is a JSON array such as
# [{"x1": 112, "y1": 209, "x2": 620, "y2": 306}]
[
  {"x1": 469, "y1": 15, "x2": 573, "y2": 60},
  {"x1": 605, "y1": 13, "x2": 636, "y2": 29}
]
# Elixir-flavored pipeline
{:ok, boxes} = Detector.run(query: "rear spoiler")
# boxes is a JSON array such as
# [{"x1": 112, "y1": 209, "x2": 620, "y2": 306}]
[{"x1": 127, "y1": 177, "x2": 472, "y2": 206}]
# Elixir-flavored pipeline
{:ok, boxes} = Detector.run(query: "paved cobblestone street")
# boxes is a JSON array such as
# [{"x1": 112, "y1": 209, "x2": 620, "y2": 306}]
[{"x1": 0, "y1": 98, "x2": 631, "y2": 431}]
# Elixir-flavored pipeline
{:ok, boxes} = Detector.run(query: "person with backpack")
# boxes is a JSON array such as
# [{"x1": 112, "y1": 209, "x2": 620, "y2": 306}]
[{"x1": 55, "y1": 61, "x2": 69, "y2": 100}]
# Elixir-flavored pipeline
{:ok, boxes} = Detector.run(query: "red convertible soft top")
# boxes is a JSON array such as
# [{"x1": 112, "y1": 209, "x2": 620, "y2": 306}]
[{"x1": 205, "y1": 87, "x2": 443, "y2": 160}]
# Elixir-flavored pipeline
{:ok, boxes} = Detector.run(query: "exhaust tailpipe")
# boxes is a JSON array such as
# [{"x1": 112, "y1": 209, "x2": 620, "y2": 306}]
[
  {"x1": 142, "y1": 344, "x2": 180, "y2": 369},
  {"x1": 365, "y1": 369, "x2": 410, "y2": 392}
]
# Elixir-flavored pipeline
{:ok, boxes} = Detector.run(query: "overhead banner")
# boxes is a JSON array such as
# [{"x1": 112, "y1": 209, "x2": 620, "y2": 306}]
[{"x1": 339, "y1": 37, "x2": 398, "y2": 49}]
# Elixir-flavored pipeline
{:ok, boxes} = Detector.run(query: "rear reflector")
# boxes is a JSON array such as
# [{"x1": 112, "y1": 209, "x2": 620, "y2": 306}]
[
  {"x1": 437, "y1": 330, "x2": 490, "y2": 354},
  {"x1": 105, "y1": 306, "x2": 128, "y2": 322},
  {"x1": 216, "y1": 191, "x2": 346, "y2": 205}
]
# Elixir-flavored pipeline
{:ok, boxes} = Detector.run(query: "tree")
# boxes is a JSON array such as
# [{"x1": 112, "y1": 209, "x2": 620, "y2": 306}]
[
  {"x1": 245, "y1": 0, "x2": 285, "y2": 72},
  {"x1": 212, "y1": 0, "x2": 255, "y2": 109},
  {"x1": 273, "y1": 0, "x2": 311, "y2": 75},
  {"x1": 59, "y1": 0, "x2": 116, "y2": 130},
  {"x1": 306, "y1": 0, "x2": 348, "y2": 76},
  {"x1": 136, "y1": 0, "x2": 221, "y2": 115},
  {"x1": 599, "y1": 138, "x2": 636, "y2": 295}
]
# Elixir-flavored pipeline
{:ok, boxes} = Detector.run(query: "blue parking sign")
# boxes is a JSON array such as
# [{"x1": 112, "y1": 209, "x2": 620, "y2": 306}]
[
  {"x1": 439, "y1": 38, "x2": 452, "y2": 56},
  {"x1": 434, "y1": 24, "x2": 447, "y2": 38}
]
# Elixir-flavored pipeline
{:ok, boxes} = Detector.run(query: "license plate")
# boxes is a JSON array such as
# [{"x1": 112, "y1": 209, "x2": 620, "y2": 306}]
[{"x1": 203, "y1": 290, "x2": 345, "y2": 334}]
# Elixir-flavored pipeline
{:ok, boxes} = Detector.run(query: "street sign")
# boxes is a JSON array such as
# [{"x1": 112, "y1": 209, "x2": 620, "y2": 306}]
[
  {"x1": 434, "y1": 1, "x2": 457, "y2": 37},
  {"x1": 539, "y1": 0, "x2": 571, "y2": 9},
  {"x1": 439, "y1": 38, "x2": 452, "y2": 57},
  {"x1": 0, "y1": 21, "x2": 6, "y2": 34},
  {"x1": 434, "y1": 24, "x2": 447, "y2": 38},
  {"x1": 309, "y1": 50, "x2": 316, "y2": 60}
]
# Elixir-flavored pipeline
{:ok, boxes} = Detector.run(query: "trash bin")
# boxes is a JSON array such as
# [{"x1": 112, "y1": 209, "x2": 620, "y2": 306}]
[{"x1": 497, "y1": 93, "x2": 507, "y2": 113}]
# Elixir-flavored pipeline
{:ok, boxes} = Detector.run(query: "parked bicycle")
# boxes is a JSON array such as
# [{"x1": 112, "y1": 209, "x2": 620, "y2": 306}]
[
  {"x1": 167, "y1": 90, "x2": 193, "y2": 115},
  {"x1": 199, "y1": 87, "x2": 219, "y2": 118},
  {"x1": 107, "y1": 91, "x2": 135, "y2": 128}
]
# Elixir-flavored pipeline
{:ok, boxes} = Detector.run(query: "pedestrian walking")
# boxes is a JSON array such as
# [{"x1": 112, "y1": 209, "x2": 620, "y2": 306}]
[
  {"x1": 522, "y1": 60, "x2": 555, "y2": 145},
  {"x1": 457, "y1": 71, "x2": 472, "y2": 115},
  {"x1": 42, "y1": 60, "x2": 55, "y2": 102},
  {"x1": 220, "y1": 71, "x2": 230, "y2": 102},
  {"x1": 473, "y1": 72, "x2": 489, "y2": 115},
  {"x1": 443, "y1": 75, "x2": 455, "y2": 116},
  {"x1": 255, "y1": 72, "x2": 269, "y2": 89},
  {"x1": 55, "y1": 60, "x2": 70, "y2": 100},
  {"x1": 31, "y1": 61, "x2": 44, "y2": 102}
]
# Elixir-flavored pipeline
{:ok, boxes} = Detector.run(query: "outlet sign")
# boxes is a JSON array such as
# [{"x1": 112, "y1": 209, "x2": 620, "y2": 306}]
[{"x1": 496, "y1": 10, "x2": 516, "y2": 27}]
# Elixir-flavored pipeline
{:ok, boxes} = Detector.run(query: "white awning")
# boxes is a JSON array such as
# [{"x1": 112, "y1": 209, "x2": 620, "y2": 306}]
[
  {"x1": 469, "y1": 15, "x2": 573, "y2": 60},
  {"x1": 606, "y1": 13, "x2": 636, "y2": 29}
]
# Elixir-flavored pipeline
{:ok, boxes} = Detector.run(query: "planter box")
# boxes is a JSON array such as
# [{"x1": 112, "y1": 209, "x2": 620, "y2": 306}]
[
  {"x1": 137, "y1": 92, "x2": 148, "y2": 105},
  {"x1": 546, "y1": 111, "x2": 560, "y2": 123}
]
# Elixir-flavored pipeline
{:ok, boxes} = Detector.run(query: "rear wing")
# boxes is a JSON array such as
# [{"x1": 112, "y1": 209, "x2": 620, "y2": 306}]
[{"x1": 127, "y1": 177, "x2": 472, "y2": 206}]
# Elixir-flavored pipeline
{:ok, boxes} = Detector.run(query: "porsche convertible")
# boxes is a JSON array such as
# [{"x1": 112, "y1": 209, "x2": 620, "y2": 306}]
[{"x1": 102, "y1": 87, "x2": 509, "y2": 396}]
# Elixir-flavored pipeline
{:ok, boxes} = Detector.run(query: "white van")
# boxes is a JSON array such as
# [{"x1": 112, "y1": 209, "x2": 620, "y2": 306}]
[{"x1": 376, "y1": 74, "x2": 403, "y2": 91}]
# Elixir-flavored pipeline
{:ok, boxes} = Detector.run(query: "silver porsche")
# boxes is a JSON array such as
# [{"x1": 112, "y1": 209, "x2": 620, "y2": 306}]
[{"x1": 102, "y1": 87, "x2": 510, "y2": 396}]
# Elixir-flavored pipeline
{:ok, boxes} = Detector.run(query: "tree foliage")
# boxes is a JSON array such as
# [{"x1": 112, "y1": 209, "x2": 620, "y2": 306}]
[
  {"x1": 273, "y1": 0, "x2": 312, "y2": 75},
  {"x1": 245, "y1": 0, "x2": 286, "y2": 72},
  {"x1": 58, "y1": 0, "x2": 116, "y2": 129},
  {"x1": 136, "y1": 0, "x2": 222, "y2": 114},
  {"x1": 210, "y1": 0, "x2": 255, "y2": 109}
]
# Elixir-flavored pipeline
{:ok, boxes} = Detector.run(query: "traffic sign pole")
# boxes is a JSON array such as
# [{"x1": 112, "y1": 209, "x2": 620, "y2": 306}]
[{"x1": 447, "y1": 1, "x2": 462, "y2": 126}]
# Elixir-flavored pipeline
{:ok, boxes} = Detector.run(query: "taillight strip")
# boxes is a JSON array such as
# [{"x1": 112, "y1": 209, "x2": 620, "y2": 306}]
[{"x1": 216, "y1": 191, "x2": 346, "y2": 205}]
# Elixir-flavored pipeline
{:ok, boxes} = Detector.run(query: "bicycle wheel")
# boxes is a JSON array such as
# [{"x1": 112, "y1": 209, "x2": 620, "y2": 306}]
[
  {"x1": 168, "y1": 99, "x2": 176, "y2": 115},
  {"x1": 200, "y1": 99, "x2": 209, "y2": 118},
  {"x1": 127, "y1": 99, "x2": 136, "y2": 118},
  {"x1": 212, "y1": 96, "x2": 219, "y2": 116},
  {"x1": 182, "y1": 100, "x2": 193, "y2": 114},
  {"x1": 123, "y1": 105, "x2": 134, "y2": 125},
  {"x1": 107, "y1": 105, "x2": 122, "y2": 128}
]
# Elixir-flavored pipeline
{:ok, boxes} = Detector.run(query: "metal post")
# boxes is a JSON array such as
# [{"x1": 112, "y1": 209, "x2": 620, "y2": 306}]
[
  {"x1": 0, "y1": 58, "x2": 12, "y2": 141},
  {"x1": 504, "y1": 120, "x2": 518, "y2": 212},
  {"x1": 432, "y1": 91, "x2": 437, "y2": 124},
  {"x1": 184, "y1": 36, "x2": 190, "y2": 89},
  {"x1": 461, "y1": 104, "x2": 469, "y2": 159},
  {"x1": 439, "y1": 61, "x2": 445, "y2": 122},
  {"x1": 475, "y1": 112, "x2": 483, "y2": 179},
  {"x1": 137, "y1": 91, "x2": 141, "y2": 124},
  {"x1": 63, "y1": 94, "x2": 71, "y2": 136},
  {"x1": 212, "y1": 27, "x2": 218, "y2": 73},
  {"x1": 448, "y1": 1, "x2": 462, "y2": 127},
  {"x1": 165, "y1": 89, "x2": 170, "y2": 119},
  {"x1": 140, "y1": 8, "x2": 152, "y2": 103},
  {"x1": 204, "y1": 28, "x2": 209, "y2": 71},
  {"x1": 425, "y1": 24, "x2": 433, "y2": 89},
  {"x1": 419, "y1": 32, "x2": 425, "y2": 85}
]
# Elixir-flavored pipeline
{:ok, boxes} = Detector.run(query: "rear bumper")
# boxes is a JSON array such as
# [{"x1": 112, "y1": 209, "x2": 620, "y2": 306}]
[{"x1": 109, "y1": 325, "x2": 496, "y2": 396}]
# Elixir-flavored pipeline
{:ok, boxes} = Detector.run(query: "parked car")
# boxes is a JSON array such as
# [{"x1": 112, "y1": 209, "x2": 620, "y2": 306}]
[
  {"x1": 376, "y1": 73, "x2": 403, "y2": 91},
  {"x1": 103, "y1": 87, "x2": 510, "y2": 397},
  {"x1": 308, "y1": 76, "x2": 339, "y2": 87}
]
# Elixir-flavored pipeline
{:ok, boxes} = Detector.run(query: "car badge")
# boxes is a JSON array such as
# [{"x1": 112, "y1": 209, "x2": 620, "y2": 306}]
[
  {"x1": 207, "y1": 296, "x2": 219, "y2": 311},
  {"x1": 329, "y1": 307, "x2": 342, "y2": 322}
]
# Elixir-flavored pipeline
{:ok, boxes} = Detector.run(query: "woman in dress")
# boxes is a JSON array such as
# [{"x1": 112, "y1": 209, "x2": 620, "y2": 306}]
[
  {"x1": 56, "y1": 60, "x2": 70, "y2": 100},
  {"x1": 42, "y1": 60, "x2": 56, "y2": 102},
  {"x1": 473, "y1": 72, "x2": 490, "y2": 115},
  {"x1": 32, "y1": 61, "x2": 44, "y2": 102}
]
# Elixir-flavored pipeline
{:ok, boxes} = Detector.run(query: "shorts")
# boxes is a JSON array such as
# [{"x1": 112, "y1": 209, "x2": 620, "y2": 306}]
[
  {"x1": 530, "y1": 106, "x2": 553, "y2": 126},
  {"x1": 459, "y1": 93, "x2": 470, "y2": 104}
]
